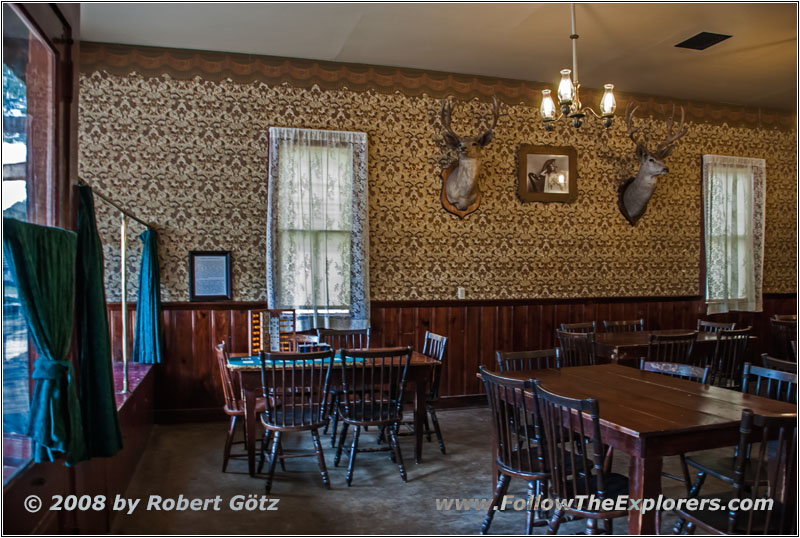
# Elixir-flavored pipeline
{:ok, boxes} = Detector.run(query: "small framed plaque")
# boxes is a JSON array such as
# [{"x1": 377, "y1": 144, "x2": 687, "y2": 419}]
[
  {"x1": 518, "y1": 145, "x2": 578, "y2": 203},
  {"x1": 188, "y1": 251, "x2": 232, "y2": 301}
]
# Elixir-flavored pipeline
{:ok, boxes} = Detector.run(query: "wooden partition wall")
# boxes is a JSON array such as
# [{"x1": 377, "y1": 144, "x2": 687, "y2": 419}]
[{"x1": 107, "y1": 295, "x2": 796, "y2": 422}]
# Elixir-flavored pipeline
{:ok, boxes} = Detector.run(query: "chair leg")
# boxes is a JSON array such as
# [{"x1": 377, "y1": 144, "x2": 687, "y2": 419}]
[
  {"x1": 330, "y1": 394, "x2": 340, "y2": 447},
  {"x1": 258, "y1": 429, "x2": 272, "y2": 473},
  {"x1": 334, "y1": 423, "x2": 349, "y2": 466},
  {"x1": 310, "y1": 428, "x2": 330, "y2": 490},
  {"x1": 277, "y1": 436, "x2": 287, "y2": 472},
  {"x1": 604, "y1": 518, "x2": 614, "y2": 535},
  {"x1": 525, "y1": 481, "x2": 538, "y2": 535},
  {"x1": 387, "y1": 423, "x2": 407, "y2": 482},
  {"x1": 345, "y1": 425, "x2": 361, "y2": 487},
  {"x1": 687, "y1": 471, "x2": 707, "y2": 497},
  {"x1": 481, "y1": 474, "x2": 510, "y2": 534},
  {"x1": 679, "y1": 454, "x2": 692, "y2": 495},
  {"x1": 376, "y1": 424, "x2": 387, "y2": 445},
  {"x1": 546, "y1": 508, "x2": 564, "y2": 535},
  {"x1": 264, "y1": 431, "x2": 281, "y2": 494},
  {"x1": 429, "y1": 406, "x2": 446, "y2": 455},
  {"x1": 423, "y1": 409, "x2": 432, "y2": 441},
  {"x1": 222, "y1": 415, "x2": 236, "y2": 472}
]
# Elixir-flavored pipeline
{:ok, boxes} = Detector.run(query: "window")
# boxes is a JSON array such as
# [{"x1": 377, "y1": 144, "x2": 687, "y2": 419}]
[
  {"x1": 3, "y1": 3, "x2": 58, "y2": 483},
  {"x1": 702, "y1": 155, "x2": 766, "y2": 314},
  {"x1": 266, "y1": 128, "x2": 369, "y2": 330}
]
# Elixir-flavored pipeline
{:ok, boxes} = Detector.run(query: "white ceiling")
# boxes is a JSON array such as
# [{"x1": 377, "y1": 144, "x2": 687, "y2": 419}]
[{"x1": 80, "y1": 2, "x2": 797, "y2": 110}]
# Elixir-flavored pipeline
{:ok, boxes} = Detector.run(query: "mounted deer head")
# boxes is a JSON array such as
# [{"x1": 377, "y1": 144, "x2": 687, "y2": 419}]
[
  {"x1": 618, "y1": 102, "x2": 688, "y2": 225},
  {"x1": 439, "y1": 96, "x2": 503, "y2": 217}
]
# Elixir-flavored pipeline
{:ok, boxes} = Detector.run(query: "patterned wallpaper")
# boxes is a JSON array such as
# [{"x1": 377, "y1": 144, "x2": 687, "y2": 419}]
[{"x1": 78, "y1": 57, "x2": 796, "y2": 303}]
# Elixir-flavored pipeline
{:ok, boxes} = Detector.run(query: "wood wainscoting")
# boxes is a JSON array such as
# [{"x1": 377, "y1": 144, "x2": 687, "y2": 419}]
[{"x1": 107, "y1": 295, "x2": 796, "y2": 422}]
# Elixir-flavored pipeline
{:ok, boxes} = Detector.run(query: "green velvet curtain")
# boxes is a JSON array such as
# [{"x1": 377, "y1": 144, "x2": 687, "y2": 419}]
[
  {"x1": 2, "y1": 217, "x2": 87, "y2": 464},
  {"x1": 76, "y1": 186, "x2": 123, "y2": 457},
  {"x1": 132, "y1": 228, "x2": 163, "y2": 364}
]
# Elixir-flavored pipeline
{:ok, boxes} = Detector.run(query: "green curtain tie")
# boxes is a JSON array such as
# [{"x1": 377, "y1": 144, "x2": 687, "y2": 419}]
[{"x1": 32, "y1": 357, "x2": 73, "y2": 381}]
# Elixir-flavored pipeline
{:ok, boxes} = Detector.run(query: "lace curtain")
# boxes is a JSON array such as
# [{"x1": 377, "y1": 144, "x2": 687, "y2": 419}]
[
  {"x1": 702, "y1": 155, "x2": 765, "y2": 314},
  {"x1": 267, "y1": 128, "x2": 369, "y2": 330}
]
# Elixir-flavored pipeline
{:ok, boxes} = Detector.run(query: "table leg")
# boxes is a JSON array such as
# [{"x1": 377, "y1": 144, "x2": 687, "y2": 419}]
[
  {"x1": 413, "y1": 380, "x2": 426, "y2": 464},
  {"x1": 627, "y1": 455, "x2": 662, "y2": 534},
  {"x1": 240, "y1": 374, "x2": 258, "y2": 477}
]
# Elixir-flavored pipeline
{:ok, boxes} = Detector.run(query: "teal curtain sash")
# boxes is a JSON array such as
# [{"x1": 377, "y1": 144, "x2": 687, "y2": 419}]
[
  {"x1": 2, "y1": 217, "x2": 87, "y2": 464},
  {"x1": 132, "y1": 228, "x2": 163, "y2": 364},
  {"x1": 76, "y1": 186, "x2": 123, "y2": 457}
]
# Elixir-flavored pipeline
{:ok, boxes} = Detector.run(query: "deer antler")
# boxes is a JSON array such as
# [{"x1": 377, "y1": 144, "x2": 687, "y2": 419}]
[
  {"x1": 654, "y1": 104, "x2": 688, "y2": 158},
  {"x1": 625, "y1": 101, "x2": 646, "y2": 150},
  {"x1": 440, "y1": 98, "x2": 461, "y2": 144},
  {"x1": 477, "y1": 96, "x2": 502, "y2": 140}
]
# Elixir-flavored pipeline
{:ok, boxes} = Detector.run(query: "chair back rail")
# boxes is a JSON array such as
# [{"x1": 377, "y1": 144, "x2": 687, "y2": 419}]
[
  {"x1": 496, "y1": 348, "x2": 560, "y2": 373},
  {"x1": 216, "y1": 341, "x2": 240, "y2": 411},
  {"x1": 696, "y1": 319, "x2": 736, "y2": 333},
  {"x1": 259, "y1": 350, "x2": 334, "y2": 430},
  {"x1": 338, "y1": 347, "x2": 411, "y2": 424},
  {"x1": 603, "y1": 319, "x2": 644, "y2": 333},
  {"x1": 742, "y1": 363, "x2": 798, "y2": 403},
  {"x1": 479, "y1": 367, "x2": 545, "y2": 478},
  {"x1": 640, "y1": 360, "x2": 709, "y2": 384},
  {"x1": 761, "y1": 354, "x2": 797, "y2": 373},
  {"x1": 559, "y1": 321, "x2": 596, "y2": 333},
  {"x1": 531, "y1": 380, "x2": 606, "y2": 500},
  {"x1": 422, "y1": 332, "x2": 448, "y2": 401},
  {"x1": 317, "y1": 327, "x2": 370, "y2": 351},
  {"x1": 646, "y1": 331, "x2": 698, "y2": 366},
  {"x1": 556, "y1": 330, "x2": 597, "y2": 367},
  {"x1": 708, "y1": 327, "x2": 752, "y2": 388}
]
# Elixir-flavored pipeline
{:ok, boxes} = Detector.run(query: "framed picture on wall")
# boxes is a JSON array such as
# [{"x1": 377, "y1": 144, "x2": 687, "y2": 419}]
[
  {"x1": 517, "y1": 145, "x2": 578, "y2": 203},
  {"x1": 188, "y1": 251, "x2": 232, "y2": 301}
]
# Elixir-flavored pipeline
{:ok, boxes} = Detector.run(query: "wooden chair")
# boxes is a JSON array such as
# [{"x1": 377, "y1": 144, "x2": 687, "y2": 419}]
[
  {"x1": 556, "y1": 330, "x2": 597, "y2": 367},
  {"x1": 664, "y1": 410, "x2": 797, "y2": 535},
  {"x1": 761, "y1": 353, "x2": 796, "y2": 373},
  {"x1": 495, "y1": 348, "x2": 560, "y2": 373},
  {"x1": 707, "y1": 327, "x2": 751, "y2": 388},
  {"x1": 316, "y1": 327, "x2": 370, "y2": 350},
  {"x1": 770, "y1": 317, "x2": 797, "y2": 362},
  {"x1": 602, "y1": 318, "x2": 644, "y2": 333},
  {"x1": 679, "y1": 363, "x2": 797, "y2": 507},
  {"x1": 646, "y1": 331, "x2": 697, "y2": 366},
  {"x1": 215, "y1": 341, "x2": 266, "y2": 472},
  {"x1": 559, "y1": 321, "x2": 596, "y2": 333},
  {"x1": 742, "y1": 362, "x2": 798, "y2": 402},
  {"x1": 390, "y1": 332, "x2": 449, "y2": 454},
  {"x1": 317, "y1": 327, "x2": 370, "y2": 445},
  {"x1": 333, "y1": 347, "x2": 412, "y2": 486},
  {"x1": 640, "y1": 360, "x2": 709, "y2": 384},
  {"x1": 479, "y1": 367, "x2": 549, "y2": 535},
  {"x1": 257, "y1": 349, "x2": 334, "y2": 493},
  {"x1": 531, "y1": 379, "x2": 629, "y2": 535},
  {"x1": 696, "y1": 319, "x2": 735, "y2": 333}
]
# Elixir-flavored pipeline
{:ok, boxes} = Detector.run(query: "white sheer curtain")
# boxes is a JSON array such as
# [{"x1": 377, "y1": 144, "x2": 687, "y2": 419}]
[
  {"x1": 702, "y1": 155, "x2": 766, "y2": 314},
  {"x1": 266, "y1": 128, "x2": 369, "y2": 330}
]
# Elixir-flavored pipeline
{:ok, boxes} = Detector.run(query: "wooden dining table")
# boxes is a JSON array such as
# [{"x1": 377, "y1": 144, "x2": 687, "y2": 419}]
[
  {"x1": 489, "y1": 363, "x2": 796, "y2": 535},
  {"x1": 228, "y1": 349, "x2": 438, "y2": 477},
  {"x1": 595, "y1": 329, "x2": 756, "y2": 366}
]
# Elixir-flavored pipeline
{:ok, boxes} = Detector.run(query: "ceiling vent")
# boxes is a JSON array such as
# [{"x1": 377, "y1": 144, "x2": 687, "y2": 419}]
[{"x1": 675, "y1": 32, "x2": 732, "y2": 50}]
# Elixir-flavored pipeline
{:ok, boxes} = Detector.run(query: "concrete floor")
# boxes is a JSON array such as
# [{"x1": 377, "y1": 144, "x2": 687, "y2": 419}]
[{"x1": 111, "y1": 408, "x2": 728, "y2": 535}]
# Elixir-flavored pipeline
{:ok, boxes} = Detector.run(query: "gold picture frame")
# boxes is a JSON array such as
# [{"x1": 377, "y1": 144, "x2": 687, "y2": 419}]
[{"x1": 518, "y1": 145, "x2": 578, "y2": 203}]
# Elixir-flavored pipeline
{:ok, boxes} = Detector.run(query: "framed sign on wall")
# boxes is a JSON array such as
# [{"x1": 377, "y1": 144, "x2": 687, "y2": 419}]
[
  {"x1": 518, "y1": 145, "x2": 578, "y2": 203},
  {"x1": 188, "y1": 251, "x2": 232, "y2": 301}
]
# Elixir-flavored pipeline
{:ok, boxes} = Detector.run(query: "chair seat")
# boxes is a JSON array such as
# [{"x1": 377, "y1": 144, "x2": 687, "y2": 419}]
[
  {"x1": 674, "y1": 490, "x2": 787, "y2": 534},
  {"x1": 224, "y1": 397, "x2": 266, "y2": 416},
  {"x1": 685, "y1": 450, "x2": 765, "y2": 484},
  {"x1": 563, "y1": 472, "x2": 629, "y2": 501}
]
